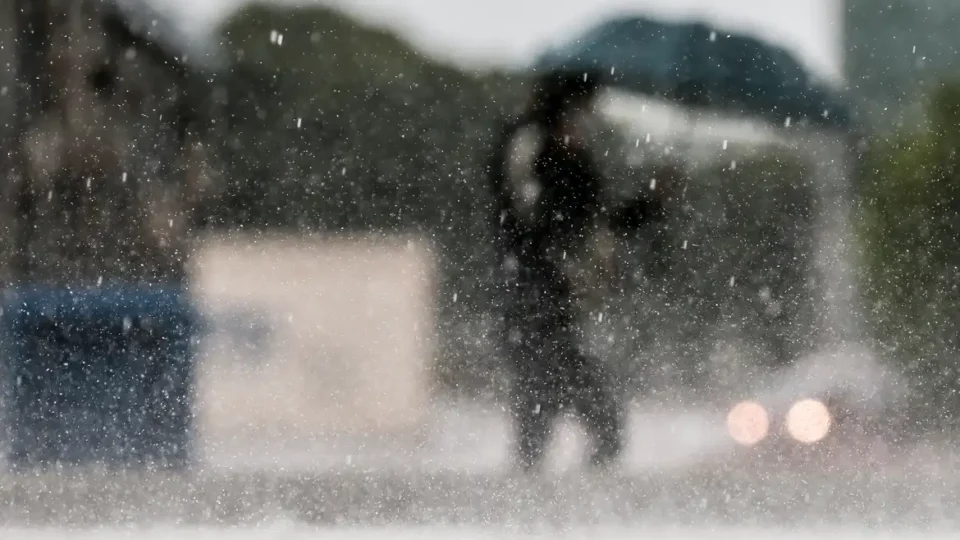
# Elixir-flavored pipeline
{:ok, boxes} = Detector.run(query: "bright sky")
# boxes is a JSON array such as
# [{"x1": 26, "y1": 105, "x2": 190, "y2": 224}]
[{"x1": 154, "y1": 0, "x2": 844, "y2": 82}]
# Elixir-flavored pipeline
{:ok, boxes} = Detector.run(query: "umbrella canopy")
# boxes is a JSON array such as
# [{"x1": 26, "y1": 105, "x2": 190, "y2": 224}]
[{"x1": 533, "y1": 15, "x2": 854, "y2": 130}]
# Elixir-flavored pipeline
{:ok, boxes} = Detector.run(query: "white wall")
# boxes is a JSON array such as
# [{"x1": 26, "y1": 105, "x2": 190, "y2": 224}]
[{"x1": 189, "y1": 233, "x2": 438, "y2": 455}]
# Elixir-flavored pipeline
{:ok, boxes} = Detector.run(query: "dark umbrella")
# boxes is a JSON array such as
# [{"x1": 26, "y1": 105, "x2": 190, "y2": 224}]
[{"x1": 533, "y1": 15, "x2": 855, "y2": 130}]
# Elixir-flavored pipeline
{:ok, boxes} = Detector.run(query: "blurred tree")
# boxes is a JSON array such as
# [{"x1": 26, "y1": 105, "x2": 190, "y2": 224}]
[
  {"x1": 846, "y1": 0, "x2": 960, "y2": 131},
  {"x1": 7, "y1": 0, "x2": 220, "y2": 287},
  {"x1": 858, "y1": 83, "x2": 960, "y2": 431}
]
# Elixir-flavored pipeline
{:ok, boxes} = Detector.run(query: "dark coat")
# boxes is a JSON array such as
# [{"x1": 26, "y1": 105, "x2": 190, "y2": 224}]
[{"x1": 488, "y1": 115, "x2": 666, "y2": 300}]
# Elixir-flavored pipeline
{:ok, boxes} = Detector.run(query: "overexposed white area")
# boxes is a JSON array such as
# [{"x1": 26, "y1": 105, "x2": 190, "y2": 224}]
[
  {"x1": 151, "y1": 0, "x2": 842, "y2": 82},
  {"x1": 1, "y1": 526, "x2": 953, "y2": 540}
]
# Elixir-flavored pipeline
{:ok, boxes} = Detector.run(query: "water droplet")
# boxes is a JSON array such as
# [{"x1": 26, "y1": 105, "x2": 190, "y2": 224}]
[
  {"x1": 682, "y1": 240, "x2": 689, "y2": 249},
  {"x1": 597, "y1": 312, "x2": 604, "y2": 323},
  {"x1": 296, "y1": 117, "x2": 302, "y2": 128},
  {"x1": 784, "y1": 116, "x2": 793, "y2": 128},
  {"x1": 759, "y1": 286, "x2": 772, "y2": 302},
  {"x1": 722, "y1": 139, "x2": 728, "y2": 150},
  {"x1": 649, "y1": 178, "x2": 657, "y2": 190},
  {"x1": 730, "y1": 160, "x2": 737, "y2": 171},
  {"x1": 610, "y1": 66, "x2": 616, "y2": 75},
  {"x1": 645, "y1": 133, "x2": 651, "y2": 143},
  {"x1": 121, "y1": 172, "x2": 128, "y2": 183},
  {"x1": 913, "y1": 45, "x2": 917, "y2": 54},
  {"x1": 533, "y1": 403, "x2": 542, "y2": 414},
  {"x1": 729, "y1": 276, "x2": 736, "y2": 287},
  {"x1": 709, "y1": 31, "x2": 717, "y2": 42},
  {"x1": 452, "y1": 292, "x2": 458, "y2": 302}
]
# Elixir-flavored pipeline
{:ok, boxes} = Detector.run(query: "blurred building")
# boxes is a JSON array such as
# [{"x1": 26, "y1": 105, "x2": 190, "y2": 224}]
[
  {"x1": 846, "y1": 0, "x2": 960, "y2": 129},
  {"x1": 2, "y1": 0, "x2": 220, "y2": 288}
]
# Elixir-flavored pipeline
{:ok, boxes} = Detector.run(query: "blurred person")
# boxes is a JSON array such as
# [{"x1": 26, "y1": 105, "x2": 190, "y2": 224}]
[{"x1": 488, "y1": 72, "x2": 679, "y2": 471}]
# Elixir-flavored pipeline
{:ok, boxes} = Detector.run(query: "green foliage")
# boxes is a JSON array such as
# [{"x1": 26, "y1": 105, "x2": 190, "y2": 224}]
[
  {"x1": 212, "y1": 2, "x2": 527, "y2": 277},
  {"x1": 857, "y1": 83, "x2": 960, "y2": 429}
]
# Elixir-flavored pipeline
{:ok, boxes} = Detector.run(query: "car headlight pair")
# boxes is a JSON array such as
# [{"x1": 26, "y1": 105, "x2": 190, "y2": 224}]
[{"x1": 726, "y1": 398, "x2": 832, "y2": 446}]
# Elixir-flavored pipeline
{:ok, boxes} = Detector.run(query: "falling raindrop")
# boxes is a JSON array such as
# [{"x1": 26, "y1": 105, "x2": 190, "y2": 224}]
[
  {"x1": 784, "y1": 116, "x2": 793, "y2": 128},
  {"x1": 709, "y1": 31, "x2": 717, "y2": 42},
  {"x1": 722, "y1": 139, "x2": 728, "y2": 150},
  {"x1": 121, "y1": 172, "x2": 128, "y2": 183},
  {"x1": 730, "y1": 160, "x2": 737, "y2": 170},
  {"x1": 296, "y1": 117, "x2": 302, "y2": 128}
]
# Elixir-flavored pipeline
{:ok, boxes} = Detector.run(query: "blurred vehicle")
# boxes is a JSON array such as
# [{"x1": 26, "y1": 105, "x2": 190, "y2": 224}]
[{"x1": 719, "y1": 346, "x2": 906, "y2": 470}]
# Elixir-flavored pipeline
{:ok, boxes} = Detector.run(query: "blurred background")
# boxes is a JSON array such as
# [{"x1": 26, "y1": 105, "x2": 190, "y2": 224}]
[{"x1": 2, "y1": 0, "x2": 960, "y2": 527}]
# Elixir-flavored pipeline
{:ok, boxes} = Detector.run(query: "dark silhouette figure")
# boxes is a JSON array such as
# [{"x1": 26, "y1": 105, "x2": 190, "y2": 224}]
[{"x1": 488, "y1": 73, "x2": 675, "y2": 470}]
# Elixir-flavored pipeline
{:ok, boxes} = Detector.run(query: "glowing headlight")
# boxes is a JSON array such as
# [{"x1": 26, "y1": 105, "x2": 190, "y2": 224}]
[
  {"x1": 726, "y1": 400, "x2": 770, "y2": 446},
  {"x1": 785, "y1": 398, "x2": 832, "y2": 444}
]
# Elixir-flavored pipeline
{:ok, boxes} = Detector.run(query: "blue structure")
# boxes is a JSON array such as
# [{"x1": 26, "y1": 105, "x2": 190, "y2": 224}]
[{"x1": 1, "y1": 286, "x2": 198, "y2": 469}]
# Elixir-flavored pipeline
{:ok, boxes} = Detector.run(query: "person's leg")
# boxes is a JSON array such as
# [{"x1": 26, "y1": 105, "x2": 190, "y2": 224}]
[
  {"x1": 511, "y1": 367, "x2": 562, "y2": 471},
  {"x1": 570, "y1": 353, "x2": 624, "y2": 467},
  {"x1": 504, "y1": 282, "x2": 564, "y2": 472},
  {"x1": 555, "y1": 314, "x2": 624, "y2": 468}
]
